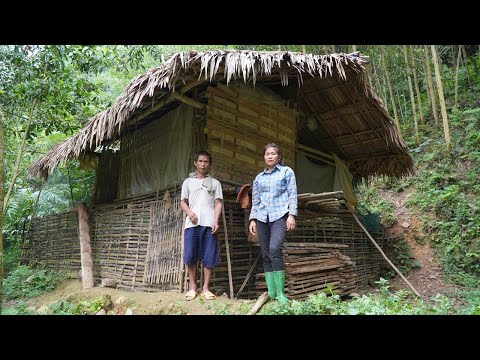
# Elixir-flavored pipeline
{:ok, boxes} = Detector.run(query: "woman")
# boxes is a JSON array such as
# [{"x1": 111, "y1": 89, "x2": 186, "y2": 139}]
[{"x1": 249, "y1": 143, "x2": 298, "y2": 303}]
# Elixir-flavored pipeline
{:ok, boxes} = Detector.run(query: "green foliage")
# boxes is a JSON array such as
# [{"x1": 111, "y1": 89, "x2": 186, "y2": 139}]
[
  {"x1": 71, "y1": 295, "x2": 113, "y2": 315},
  {"x1": 2, "y1": 266, "x2": 66, "y2": 300},
  {"x1": 356, "y1": 185, "x2": 396, "y2": 227},
  {"x1": 386, "y1": 239, "x2": 421, "y2": 275},
  {"x1": 395, "y1": 108, "x2": 480, "y2": 286},
  {"x1": 0, "y1": 300, "x2": 36, "y2": 315},
  {"x1": 257, "y1": 278, "x2": 459, "y2": 315}
]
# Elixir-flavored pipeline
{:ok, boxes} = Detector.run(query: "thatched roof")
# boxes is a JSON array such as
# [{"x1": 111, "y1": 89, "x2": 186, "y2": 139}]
[{"x1": 29, "y1": 50, "x2": 413, "y2": 180}]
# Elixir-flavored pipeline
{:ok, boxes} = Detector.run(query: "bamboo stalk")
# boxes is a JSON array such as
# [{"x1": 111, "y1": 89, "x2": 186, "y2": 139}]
[{"x1": 222, "y1": 200, "x2": 234, "y2": 299}]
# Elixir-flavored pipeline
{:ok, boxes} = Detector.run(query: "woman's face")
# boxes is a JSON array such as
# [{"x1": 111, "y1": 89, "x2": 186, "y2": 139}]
[{"x1": 264, "y1": 147, "x2": 280, "y2": 168}]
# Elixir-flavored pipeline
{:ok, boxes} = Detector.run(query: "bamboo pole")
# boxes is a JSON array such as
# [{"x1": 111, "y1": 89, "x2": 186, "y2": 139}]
[
  {"x1": 347, "y1": 205, "x2": 421, "y2": 298},
  {"x1": 410, "y1": 46, "x2": 425, "y2": 125},
  {"x1": 235, "y1": 253, "x2": 260, "y2": 299},
  {"x1": 403, "y1": 45, "x2": 419, "y2": 145},
  {"x1": 381, "y1": 45, "x2": 401, "y2": 136},
  {"x1": 454, "y1": 45, "x2": 462, "y2": 108},
  {"x1": 221, "y1": 205, "x2": 234, "y2": 299},
  {"x1": 431, "y1": 45, "x2": 451, "y2": 149},
  {"x1": 424, "y1": 45, "x2": 439, "y2": 126}
]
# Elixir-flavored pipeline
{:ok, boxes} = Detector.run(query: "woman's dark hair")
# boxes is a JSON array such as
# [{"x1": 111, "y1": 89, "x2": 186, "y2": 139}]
[
  {"x1": 194, "y1": 150, "x2": 213, "y2": 164},
  {"x1": 263, "y1": 143, "x2": 284, "y2": 166}
]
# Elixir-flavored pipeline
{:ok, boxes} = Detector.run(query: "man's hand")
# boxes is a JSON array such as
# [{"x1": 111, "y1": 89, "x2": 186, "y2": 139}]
[
  {"x1": 211, "y1": 222, "x2": 219, "y2": 234},
  {"x1": 249, "y1": 220, "x2": 257, "y2": 235},
  {"x1": 286, "y1": 215, "x2": 296, "y2": 231},
  {"x1": 188, "y1": 211, "x2": 198, "y2": 224}
]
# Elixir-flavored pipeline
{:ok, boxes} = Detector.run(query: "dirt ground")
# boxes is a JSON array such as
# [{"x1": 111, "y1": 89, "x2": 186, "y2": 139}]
[
  {"x1": 21, "y1": 279, "x2": 253, "y2": 315},
  {"x1": 378, "y1": 187, "x2": 464, "y2": 304}
]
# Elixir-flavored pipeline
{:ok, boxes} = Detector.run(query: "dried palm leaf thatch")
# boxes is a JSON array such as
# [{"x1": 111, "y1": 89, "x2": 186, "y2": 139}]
[{"x1": 29, "y1": 50, "x2": 412, "y2": 180}]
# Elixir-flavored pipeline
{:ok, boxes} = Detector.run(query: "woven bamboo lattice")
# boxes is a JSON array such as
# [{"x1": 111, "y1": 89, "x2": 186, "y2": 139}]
[
  {"x1": 143, "y1": 190, "x2": 183, "y2": 286},
  {"x1": 27, "y1": 211, "x2": 80, "y2": 271}
]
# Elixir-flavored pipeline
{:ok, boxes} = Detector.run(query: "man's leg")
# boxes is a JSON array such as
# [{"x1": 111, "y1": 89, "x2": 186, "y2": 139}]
[
  {"x1": 202, "y1": 266, "x2": 213, "y2": 292},
  {"x1": 199, "y1": 226, "x2": 220, "y2": 299},
  {"x1": 187, "y1": 263, "x2": 197, "y2": 292}
]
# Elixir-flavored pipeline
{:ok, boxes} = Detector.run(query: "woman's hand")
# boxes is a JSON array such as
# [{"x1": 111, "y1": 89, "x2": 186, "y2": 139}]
[
  {"x1": 286, "y1": 215, "x2": 296, "y2": 231},
  {"x1": 249, "y1": 220, "x2": 257, "y2": 235}
]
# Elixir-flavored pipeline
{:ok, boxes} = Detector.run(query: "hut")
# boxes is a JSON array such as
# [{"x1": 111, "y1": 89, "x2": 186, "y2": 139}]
[{"x1": 27, "y1": 50, "x2": 413, "y2": 299}]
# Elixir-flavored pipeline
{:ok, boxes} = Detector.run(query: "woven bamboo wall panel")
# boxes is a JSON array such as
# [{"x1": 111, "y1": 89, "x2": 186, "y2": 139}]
[
  {"x1": 206, "y1": 83, "x2": 298, "y2": 185},
  {"x1": 143, "y1": 192, "x2": 183, "y2": 286},
  {"x1": 28, "y1": 212, "x2": 80, "y2": 272}
]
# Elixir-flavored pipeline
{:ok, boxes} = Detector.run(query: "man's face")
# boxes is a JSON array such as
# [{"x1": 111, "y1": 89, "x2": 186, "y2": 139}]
[{"x1": 194, "y1": 155, "x2": 211, "y2": 174}]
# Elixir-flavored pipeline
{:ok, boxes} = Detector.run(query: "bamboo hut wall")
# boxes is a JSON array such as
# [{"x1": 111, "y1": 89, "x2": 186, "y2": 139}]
[
  {"x1": 26, "y1": 192, "x2": 386, "y2": 298},
  {"x1": 205, "y1": 82, "x2": 298, "y2": 186},
  {"x1": 27, "y1": 211, "x2": 80, "y2": 272}
]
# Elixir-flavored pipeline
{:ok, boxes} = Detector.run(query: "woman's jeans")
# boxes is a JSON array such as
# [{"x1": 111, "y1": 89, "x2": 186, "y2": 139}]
[{"x1": 256, "y1": 213, "x2": 288, "y2": 272}]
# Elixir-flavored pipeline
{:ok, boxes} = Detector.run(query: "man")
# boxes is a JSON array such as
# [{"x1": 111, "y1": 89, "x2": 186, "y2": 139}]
[{"x1": 180, "y1": 150, "x2": 223, "y2": 301}]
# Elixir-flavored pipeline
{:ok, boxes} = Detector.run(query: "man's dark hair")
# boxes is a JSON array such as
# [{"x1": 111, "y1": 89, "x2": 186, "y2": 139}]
[{"x1": 193, "y1": 150, "x2": 213, "y2": 164}]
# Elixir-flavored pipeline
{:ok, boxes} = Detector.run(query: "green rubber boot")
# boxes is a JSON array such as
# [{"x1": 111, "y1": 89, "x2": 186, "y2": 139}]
[
  {"x1": 273, "y1": 270, "x2": 289, "y2": 303},
  {"x1": 264, "y1": 272, "x2": 277, "y2": 299}
]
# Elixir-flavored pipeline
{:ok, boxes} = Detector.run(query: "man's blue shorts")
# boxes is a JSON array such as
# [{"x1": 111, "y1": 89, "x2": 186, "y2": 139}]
[{"x1": 184, "y1": 226, "x2": 221, "y2": 268}]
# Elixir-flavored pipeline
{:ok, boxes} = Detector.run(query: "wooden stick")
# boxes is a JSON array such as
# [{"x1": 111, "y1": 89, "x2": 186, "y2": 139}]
[
  {"x1": 247, "y1": 292, "x2": 270, "y2": 315},
  {"x1": 179, "y1": 215, "x2": 186, "y2": 293},
  {"x1": 347, "y1": 205, "x2": 422, "y2": 298},
  {"x1": 235, "y1": 253, "x2": 260, "y2": 299},
  {"x1": 221, "y1": 205, "x2": 234, "y2": 299}
]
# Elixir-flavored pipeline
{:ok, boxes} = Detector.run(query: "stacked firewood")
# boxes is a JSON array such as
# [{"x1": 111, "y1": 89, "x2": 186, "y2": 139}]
[{"x1": 256, "y1": 242, "x2": 357, "y2": 300}]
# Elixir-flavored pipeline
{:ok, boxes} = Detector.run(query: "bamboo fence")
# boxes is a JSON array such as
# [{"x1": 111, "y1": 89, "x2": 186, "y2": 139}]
[{"x1": 25, "y1": 190, "x2": 385, "y2": 299}]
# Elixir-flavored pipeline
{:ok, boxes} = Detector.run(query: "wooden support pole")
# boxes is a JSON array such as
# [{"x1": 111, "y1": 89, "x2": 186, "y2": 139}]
[
  {"x1": 171, "y1": 92, "x2": 205, "y2": 109},
  {"x1": 221, "y1": 206, "x2": 234, "y2": 299},
  {"x1": 348, "y1": 205, "x2": 422, "y2": 298},
  {"x1": 78, "y1": 202, "x2": 94, "y2": 289},
  {"x1": 235, "y1": 253, "x2": 260, "y2": 299}
]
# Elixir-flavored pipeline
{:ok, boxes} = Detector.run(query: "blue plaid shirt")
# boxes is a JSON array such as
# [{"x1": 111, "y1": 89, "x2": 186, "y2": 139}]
[{"x1": 249, "y1": 164, "x2": 298, "y2": 223}]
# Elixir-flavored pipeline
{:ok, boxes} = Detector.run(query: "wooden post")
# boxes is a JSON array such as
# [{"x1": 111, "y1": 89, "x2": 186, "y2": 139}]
[
  {"x1": 221, "y1": 206, "x2": 234, "y2": 299},
  {"x1": 78, "y1": 202, "x2": 94, "y2": 289},
  {"x1": 247, "y1": 292, "x2": 270, "y2": 315}
]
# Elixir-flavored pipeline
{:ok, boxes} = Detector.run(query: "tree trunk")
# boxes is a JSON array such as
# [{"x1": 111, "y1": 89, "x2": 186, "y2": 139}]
[
  {"x1": 421, "y1": 46, "x2": 434, "y2": 122},
  {"x1": 454, "y1": 45, "x2": 462, "y2": 108},
  {"x1": 381, "y1": 46, "x2": 402, "y2": 136},
  {"x1": 410, "y1": 46, "x2": 425, "y2": 125},
  {"x1": 352, "y1": 45, "x2": 357, "y2": 52},
  {"x1": 403, "y1": 45, "x2": 420, "y2": 145},
  {"x1": 431, "y1": 45, "x2": 451, "y2": 149},
  {"x1": 3, "y1": 100, "x2": 37, "y2": 212},
  {"x1": 395, "y1": 85, "x2": 406, "y2": 126},
  {"x1": 460, "y1": 45, "x2": 472, "y2": 89},
  {"x1": 302, "y1": 45, "x2": 306, "y2": 54},
  {"x1": 0, "y1": 110, "x2": 5, "y2": 313},
  {"x1": 424, "y1": 45, "x2": 439, "y2": 126}
]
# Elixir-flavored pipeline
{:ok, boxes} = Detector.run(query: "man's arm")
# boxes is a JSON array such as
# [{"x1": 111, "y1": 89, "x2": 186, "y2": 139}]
[
  {"x1": 211, "y1": 198, "x2": 222, "y2": 234},
  {"x1": 181, "y1": 199, "x2": 198, "y2": 224}
]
